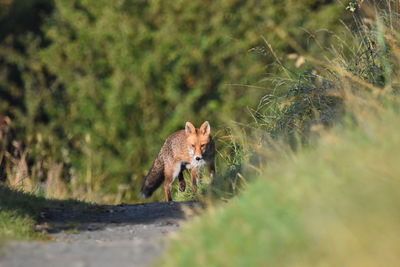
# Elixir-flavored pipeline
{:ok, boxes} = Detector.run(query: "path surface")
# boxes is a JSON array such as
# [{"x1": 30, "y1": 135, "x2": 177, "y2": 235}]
[{"x1": 0, "y1": 201, "x2": 199, "y2": 267}]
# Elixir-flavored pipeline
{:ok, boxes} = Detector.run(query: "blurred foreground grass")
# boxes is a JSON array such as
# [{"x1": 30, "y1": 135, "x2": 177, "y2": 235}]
[{"x1": 161, "y1": 108, "x2": 400, "y2": 266}]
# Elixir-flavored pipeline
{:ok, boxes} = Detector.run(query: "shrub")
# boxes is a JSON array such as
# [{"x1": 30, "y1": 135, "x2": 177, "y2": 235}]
[{"x1": 0, "y1": 0, "x2": 347, "y2": 202}]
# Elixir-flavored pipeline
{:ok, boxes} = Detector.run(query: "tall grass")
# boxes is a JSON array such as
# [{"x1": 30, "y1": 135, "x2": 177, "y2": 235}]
[
  {"x1": 161, "y1": 1, "x2": 400, "y2": 266},
  {"x1": 161, "y1": 108, "x2": 400, "y2": 267},
  {"x1": 0, "y1": 118, "x2": 107, "y2": 202},
  {"x1": 173, "y1": 0, "x2": 400, "y2": 203},
  {"x1": 253, "y1": 0, "x2": 399, "y2": 142}
]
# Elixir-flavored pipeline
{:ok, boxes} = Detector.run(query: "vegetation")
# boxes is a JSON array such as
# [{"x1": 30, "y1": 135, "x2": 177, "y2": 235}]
[
  {"x1": 161, "y1": 1, "x2": 400, "y2": 266},
  {"x1": 161, "y1": 108, "x2": 400, "y2": 267},
  {"x1": 1, "y1": 8, "x2": 399, "y2": 267},
  {"x1": 0, "y1": 0, "x2": 348, "y2": 203}
]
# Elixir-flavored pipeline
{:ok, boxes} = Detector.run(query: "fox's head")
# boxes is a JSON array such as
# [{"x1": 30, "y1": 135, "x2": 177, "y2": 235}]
[{"x1": 185, "y1": 121, "x2": 211, "y2": 164}]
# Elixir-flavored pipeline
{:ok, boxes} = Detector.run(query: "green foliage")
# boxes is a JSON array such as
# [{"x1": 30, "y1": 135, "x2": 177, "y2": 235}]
[
  {"x1": 255, "y1": 73, "x2": 343, "y2": 148},
  {"x1": 161, "y1": 106, "x2": 400, "y2": 267},
  {"x1": 0, "y1": 0, "x2": 346, "y2": 202},
  {"x1": 161, "y1": 3, "x2": 400, "y2": 265},
  {"x1": 253, "y1": 3, "x2": 400, "y2": 148}
]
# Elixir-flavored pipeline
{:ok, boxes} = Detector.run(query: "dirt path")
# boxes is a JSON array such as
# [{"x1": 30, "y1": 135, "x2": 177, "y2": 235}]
[{"x1": 0, "y1": 201, "x2": 198, "y2": 267}]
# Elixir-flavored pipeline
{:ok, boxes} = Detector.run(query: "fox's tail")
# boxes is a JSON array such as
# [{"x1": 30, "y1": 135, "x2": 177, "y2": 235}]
[{"x1": 140, "y1": 157, "x2": 164, "y2": 199}]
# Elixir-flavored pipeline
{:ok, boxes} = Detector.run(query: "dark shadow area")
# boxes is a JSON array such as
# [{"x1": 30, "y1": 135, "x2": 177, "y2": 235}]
[
  {"x1": 43, "y1": 201, "x2": 198, "y2": 224},
  {"x1": 0, "y1": 185, "x2": 198, "y2": 234},
  {"x1": 0, "y1": 185, "x2": 91, "y2": 220},
  {"x1": 0, "y1": 185, "x2": 92, "y2": 233},
  {"x1": 0, "y1": 0, "x2": 54, "y2": 42}
]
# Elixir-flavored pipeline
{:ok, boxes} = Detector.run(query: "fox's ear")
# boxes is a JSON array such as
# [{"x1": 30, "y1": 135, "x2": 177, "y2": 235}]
[
  {"x1": 200, "y1": 121, "x2": 211, "y2": 135},
  {"x1": 185, "y1": 122, "x2": 196, "y2": 134}
]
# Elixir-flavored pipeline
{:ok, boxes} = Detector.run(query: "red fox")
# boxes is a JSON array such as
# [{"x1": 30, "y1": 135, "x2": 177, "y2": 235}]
[{"x1": 140, "y1": 121, "x2": 215, "y2": 202}]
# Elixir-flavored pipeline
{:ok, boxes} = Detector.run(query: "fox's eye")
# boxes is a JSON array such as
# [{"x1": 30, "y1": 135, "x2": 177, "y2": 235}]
[
  {"x1": 191, "y1": 144, "x2": 195, "y2": 148},
  {"x1": 200, "y1": 144, "x2": 205, "y2": 148}
]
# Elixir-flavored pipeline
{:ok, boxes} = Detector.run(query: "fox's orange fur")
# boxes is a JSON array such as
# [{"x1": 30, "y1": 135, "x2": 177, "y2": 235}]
[{"x1": 140, "y1": 121, "x2": 215, "y2": 201}]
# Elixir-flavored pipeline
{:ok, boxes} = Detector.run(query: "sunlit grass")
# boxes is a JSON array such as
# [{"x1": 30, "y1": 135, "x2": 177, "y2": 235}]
[
  {"x1": 161, "y1": 108, "x2": 400, "y2": 267},
  {"x1": 161, "y1": 2, "x2": 400, "y2": 266}
]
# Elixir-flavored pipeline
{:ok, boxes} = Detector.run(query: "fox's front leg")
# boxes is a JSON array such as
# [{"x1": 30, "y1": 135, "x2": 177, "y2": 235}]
[
  {"x1": 191, "y1": 168, "x2": 199, "y2": 192},
  {"x1": 163, "y1": 182, "x2": 172, "y2": 202}
]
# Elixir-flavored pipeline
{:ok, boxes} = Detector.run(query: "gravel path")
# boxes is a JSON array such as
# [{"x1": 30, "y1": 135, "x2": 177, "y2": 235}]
[{"x1": 0, "y1": 201, "x2": 199, "y2": 267}]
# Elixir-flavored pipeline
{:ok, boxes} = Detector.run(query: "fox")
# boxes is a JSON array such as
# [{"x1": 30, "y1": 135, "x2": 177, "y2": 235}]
[{"x1": 140, "y1": 121, "x2": 215, "y2": 202}]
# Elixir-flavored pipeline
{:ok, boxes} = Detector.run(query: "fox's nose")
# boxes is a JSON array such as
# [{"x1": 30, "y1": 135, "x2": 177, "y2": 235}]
[{"x1": 195, "y1": 156, "x2": 202, "y2": 161}]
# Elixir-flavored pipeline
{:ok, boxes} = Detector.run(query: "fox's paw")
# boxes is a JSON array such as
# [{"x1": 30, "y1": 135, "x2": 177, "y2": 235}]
[{"x1": 179, "y1": 180, "x2": 186, "y2": 192}]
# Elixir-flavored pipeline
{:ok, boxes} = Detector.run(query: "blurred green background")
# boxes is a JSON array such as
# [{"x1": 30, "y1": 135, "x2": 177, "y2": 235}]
[{"x1": 0, "y1": 0, "x2": 347, "y2": 202}]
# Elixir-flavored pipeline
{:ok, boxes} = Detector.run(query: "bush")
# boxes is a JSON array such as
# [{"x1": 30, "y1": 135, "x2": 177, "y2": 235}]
[{"x1": 0, "y1": 0, "x2": 347, "y2": 202}]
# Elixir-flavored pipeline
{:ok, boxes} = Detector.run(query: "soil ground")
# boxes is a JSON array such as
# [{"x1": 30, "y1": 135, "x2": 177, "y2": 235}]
[{"x1": 0, "y1": 201, "x2": 199, "y2": 267}]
